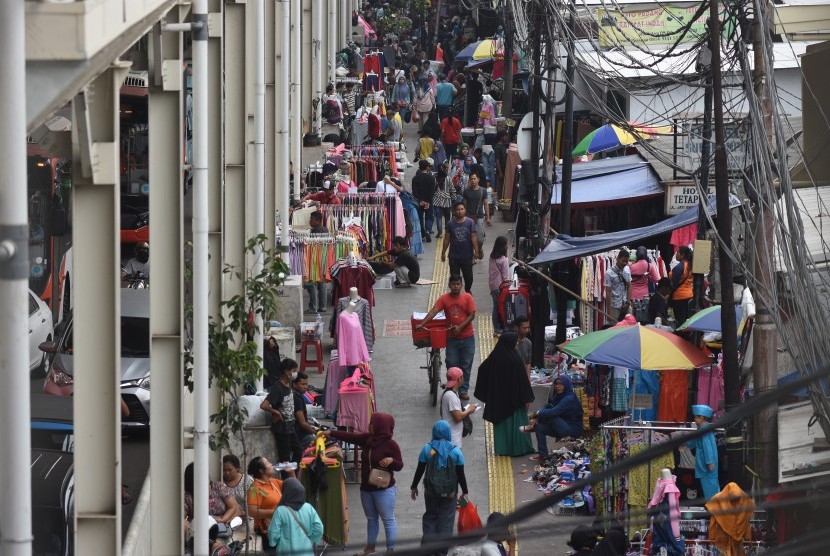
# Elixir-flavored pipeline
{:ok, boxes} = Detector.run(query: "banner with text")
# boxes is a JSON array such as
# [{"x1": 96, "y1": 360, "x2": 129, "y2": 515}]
[{"x1": 597, "y1": 6, "x2": 708, "y2": 48}]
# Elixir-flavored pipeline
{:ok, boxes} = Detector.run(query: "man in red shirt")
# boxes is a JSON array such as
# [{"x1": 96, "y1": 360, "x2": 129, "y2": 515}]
[
  {"x1": 440, "y1": 109, "x2": 462, "y2": 159},
  {"x1": 302, "y1": 181, "x2": 342, "y2": 205},
  {"x1": 417, "y1": 275, "x2": 477, "y2": 399}
]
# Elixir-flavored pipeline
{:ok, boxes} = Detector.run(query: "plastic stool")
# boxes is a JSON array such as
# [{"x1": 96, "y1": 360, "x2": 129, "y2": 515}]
[{"x1": 300, "y1": 340, "x2": 324, "y2": 374}]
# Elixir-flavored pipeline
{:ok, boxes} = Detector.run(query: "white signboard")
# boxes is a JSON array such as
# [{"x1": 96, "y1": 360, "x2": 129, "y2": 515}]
[
  {"x1": 678, "y1": 121, "x2": 750, "y2": 174},
  {"x1": 665, "y1": 184, "x2": 715, "y2": 215}
]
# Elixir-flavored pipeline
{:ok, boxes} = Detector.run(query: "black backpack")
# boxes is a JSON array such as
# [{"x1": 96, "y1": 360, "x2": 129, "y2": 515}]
[{"x1": 424, "y1": 449, "x2": 459, "y2": 498}]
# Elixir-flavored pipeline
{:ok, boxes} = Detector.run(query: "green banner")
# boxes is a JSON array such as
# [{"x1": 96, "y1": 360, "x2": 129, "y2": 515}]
[{"x1": 597, "y1": 6, "x2": 708, "y2": 47}]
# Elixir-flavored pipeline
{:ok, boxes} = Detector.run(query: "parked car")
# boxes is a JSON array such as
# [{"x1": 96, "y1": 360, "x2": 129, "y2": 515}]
[
  {"x1": 40, "y1": 289, "x2": 151, "y2": 426},
  {"x1": 29, "y1": 288, "x2": 55, "y2": 376},
  {"x1": 31, "y1": 394, "x2": 75, "y2": 556}
]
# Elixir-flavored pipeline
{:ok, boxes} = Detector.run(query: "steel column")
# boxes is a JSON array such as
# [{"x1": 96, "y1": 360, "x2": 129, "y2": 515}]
[
  {"x1": 71, "y1": 61, "x2": 131, "y2": 556},
  {"x1": 0, "y1": 2, "x2": 33, "y2": 554}
]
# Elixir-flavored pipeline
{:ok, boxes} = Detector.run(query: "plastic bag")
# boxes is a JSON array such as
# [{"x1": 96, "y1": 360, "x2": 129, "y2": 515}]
[
  {"x1": 411, "y1": 109, "x2": 420, "y2": 123},
  {"x1": 457, "y1": 500, "x2": 483, "y2": 534}
]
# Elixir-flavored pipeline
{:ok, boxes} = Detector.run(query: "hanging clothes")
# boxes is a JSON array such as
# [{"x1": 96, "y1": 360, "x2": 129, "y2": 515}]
[
  {"x1": 629, "y1": 369, "x2": 660, "y2": 422},
  {"x1": 657, "y1": 370, "x2": 689, "y2": 422},
  {"x1": 330, "y1": 296, "x2": 374, "y2": 351},
  {"x1": 697, "y1": 363, "x2": 725, "y2": 420},
  {"x1": 335, "y1": 310, "x2": 370, "y2": 366},
  {"x1": 399, "y1": 191, "x2": 423, "y2": 255},
  {"x1": 330, "y1": 257, "x2": 377, "y2": 306}
]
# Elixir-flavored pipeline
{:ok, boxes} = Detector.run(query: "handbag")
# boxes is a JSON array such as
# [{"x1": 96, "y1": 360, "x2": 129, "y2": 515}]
[
  {"x1": 411, "y1": 109, "x2": 420, "y2": 123},
  {"x1": 367, "y1": 449, "x2": 392, "y2": 489},
  {"x1": 433, "y1": 187, "x2": 453, "y2": 208}
]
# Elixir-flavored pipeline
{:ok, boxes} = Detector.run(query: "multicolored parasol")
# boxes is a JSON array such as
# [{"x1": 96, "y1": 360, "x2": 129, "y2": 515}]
[
  {"x1": 572, "y1": 123, "x2": 642, "y2": 157},
  {"x1": 455, "y1": 39, "x2": 504, "y2": 62},
  {"x1": 559, "y1": 323, "x2": 710, "y2": 370},
  {"x1": 677, "y1": 305, "x2": 744, "y2": 333}
]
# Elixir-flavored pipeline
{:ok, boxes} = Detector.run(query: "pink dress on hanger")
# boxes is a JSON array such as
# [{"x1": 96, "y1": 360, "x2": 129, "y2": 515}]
[{"x1": 336, "y1": 310, "x2": 370, "y2": 366}]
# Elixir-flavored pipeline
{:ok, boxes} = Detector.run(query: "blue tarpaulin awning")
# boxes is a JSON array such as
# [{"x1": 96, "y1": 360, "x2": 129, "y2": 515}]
[
  {"x1": 551, "y1": 155, "x2": 663, "y2": 206},
  {"x1": 529, "y1": 194, "x2": 741, "y2": 265}
]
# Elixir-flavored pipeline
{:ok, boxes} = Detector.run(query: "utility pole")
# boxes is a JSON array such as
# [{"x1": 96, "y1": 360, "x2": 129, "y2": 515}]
[
  {"x1": 750, "y1": 0, "x2": 778, "y2": 492},
  {"x1": 502, "y1": 7, "x2": 514, "y2": 120},
  {"x1": 694, "y1": 76, "x2": 713, "y2": 312},
  {"x1": 709, "y1": 0, "x2": 744, "y2": 486},
  {"x1": 555, "y1": 8, "x2": 576, "y2": 346},
  {"x1": 526, "y1": 0, "x2": 549, "y2": 367}
]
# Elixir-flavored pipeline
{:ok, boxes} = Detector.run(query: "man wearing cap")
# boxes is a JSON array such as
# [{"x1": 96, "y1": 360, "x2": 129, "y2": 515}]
[
  {"x1": 412, "y1": 158, "x2": 436, "y2": 242},
  {"x1": 440, "y1": 367, "x2": 478, "y2": 447},
  {"x1": 302, "y1": 180, "x2": 342, "y2": 205},
  {"x1": 686, "y1": 404, "x2": 720, "y2": 501}
]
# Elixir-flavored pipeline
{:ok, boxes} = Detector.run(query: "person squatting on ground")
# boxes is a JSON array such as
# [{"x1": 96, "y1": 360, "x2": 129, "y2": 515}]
[
  {"x1": 441, "y1": 202, "x2": 480, "y2": 293},
  {"x1": 410, "y1": 420, "x2": 470, "y2": 555},
  {"x1": 524, "y1": 374, "x2": 584, "y2": 461},
  {"x1": 418, "y1": 275, "x2": 477, "y2": 400},
  {"x1": 260, "y1": 358, "x2": 304, "y2": 464},
  {"x1": 366, "y1": 235, "x2": 421, "y2": 287},
  {"x1": 323, "y1": 413, "x2": 404, "y2": 554}
]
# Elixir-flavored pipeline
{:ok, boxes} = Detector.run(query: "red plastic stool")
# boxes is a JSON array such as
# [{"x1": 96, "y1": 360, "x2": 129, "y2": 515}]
[{"x1": 299, "y1": 340, "x2": 324, "y2": 374}]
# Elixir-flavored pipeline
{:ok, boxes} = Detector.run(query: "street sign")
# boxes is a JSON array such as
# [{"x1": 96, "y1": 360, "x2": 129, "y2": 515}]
[
  {"x1": 678, "y1": 120, "x2": 751, "y2": 174},
  {"x1": 665, "y1": 183, "x2": 715, "y2": 215}
]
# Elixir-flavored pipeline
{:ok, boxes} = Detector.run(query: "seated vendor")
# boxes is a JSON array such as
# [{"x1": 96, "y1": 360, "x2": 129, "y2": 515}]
[
  {"x1": 523, "y1": 374, "x2": 583, "y2": 461},
  {"x1": 301, "y1": 180, "x2": 342, "y2": 205},
  {"x1": 366, "y1": 235, "x2": 420, "y2": 287}
]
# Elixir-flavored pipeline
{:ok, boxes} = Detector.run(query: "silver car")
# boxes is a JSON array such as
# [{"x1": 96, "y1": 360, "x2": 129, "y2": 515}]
[
  {"x1": 41, "y1": 289, "x2": 151, "y2": 426},
  {"x1": 29, "y1": 289, "x2": 55, "y2": 376}
]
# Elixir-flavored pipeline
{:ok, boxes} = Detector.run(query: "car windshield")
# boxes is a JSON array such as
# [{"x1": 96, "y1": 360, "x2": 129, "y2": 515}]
[{"x1": 61, "y1": 317, "x2": 150, "y2": 357}]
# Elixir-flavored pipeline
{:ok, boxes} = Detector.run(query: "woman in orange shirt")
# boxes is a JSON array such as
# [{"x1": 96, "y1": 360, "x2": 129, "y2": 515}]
[
  {"x1": 670, "y1": 246, "x2": 694, "y2": 326},
  {"x1": 247, "y1": 456, "x2": 287, "y2": 551}
]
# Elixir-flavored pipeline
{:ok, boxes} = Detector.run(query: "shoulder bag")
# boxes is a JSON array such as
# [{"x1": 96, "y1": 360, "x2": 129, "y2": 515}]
[
  {"x1": 441, "y1": 390, "x2": 473, "y2": 437},
  {"x1": 433, "y1": 185, "x2": 453, "y2": 208},
  {"x1": 367, "y1": 449, "x2": 392, "y2": 489}
]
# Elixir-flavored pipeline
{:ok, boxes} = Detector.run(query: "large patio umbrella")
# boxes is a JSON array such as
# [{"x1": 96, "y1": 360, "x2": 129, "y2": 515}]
[
  {"x1": 455, "y1": 39, "x2": 503, "y2": 62},
  {"x1": 572, "y1": 123, "x2": 642, "y2": 157},
  {"x1": 560, "y1": 323, "x2": 710, "y2": 370},
  {"x1": 677, "y1": 305, "x2": 744, "y2": 333}
]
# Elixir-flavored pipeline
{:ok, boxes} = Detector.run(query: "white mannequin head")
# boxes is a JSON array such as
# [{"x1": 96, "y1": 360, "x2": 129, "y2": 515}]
[
  {"x1": 349, "y1": 287, "x2": 359, "y2": 300},
  {"x1": 660, "y1": 468, "x2": 672, "y2": 480},
  {"x1": 346, "y1": 300, "x2": 356, "y2": 313}
]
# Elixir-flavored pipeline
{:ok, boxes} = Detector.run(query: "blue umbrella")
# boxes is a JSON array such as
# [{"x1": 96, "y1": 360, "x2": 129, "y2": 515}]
[{"x1": 454, "y1": 40, "x2": 485, "y2": 62}]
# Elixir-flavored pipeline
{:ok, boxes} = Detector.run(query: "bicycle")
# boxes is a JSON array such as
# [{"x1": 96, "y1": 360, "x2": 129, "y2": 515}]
[{"x1": 411, "y1": 323, "x2": 448, "y2": 406}]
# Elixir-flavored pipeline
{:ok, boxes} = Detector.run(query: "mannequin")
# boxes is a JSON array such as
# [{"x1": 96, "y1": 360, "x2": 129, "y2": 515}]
[
  {"x1": 336, "y1": 302, "x2": 369, "y2": 365},
  {"x1": 648, "y1": 468, "x2": 684, "y2": 555},
  {"x1": 349, "y1": 287, "x2": 360, "y2": 302},
  {"x1": 330, "y1": 289, "x2": 374, "y2": 351}
]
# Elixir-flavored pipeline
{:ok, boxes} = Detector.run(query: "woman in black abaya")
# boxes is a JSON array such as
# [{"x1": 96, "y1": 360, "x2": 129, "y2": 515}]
[{"x1": 473, "y1": 332, "x2": 535, "y2": 456}]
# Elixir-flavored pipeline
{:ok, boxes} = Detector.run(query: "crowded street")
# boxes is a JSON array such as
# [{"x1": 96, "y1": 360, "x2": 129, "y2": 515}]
[{"x1": 5, "y1": 0, "x2": 830, "y2": 555}]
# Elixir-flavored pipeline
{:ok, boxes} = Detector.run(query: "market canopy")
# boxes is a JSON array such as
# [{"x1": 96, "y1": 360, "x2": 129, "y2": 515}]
[
  {"x1": 551, "y1": 155, "x2": 662, "y2": 206},
  {"x1": 530, "y1": 194, "x2": 742, "y2": 265}
]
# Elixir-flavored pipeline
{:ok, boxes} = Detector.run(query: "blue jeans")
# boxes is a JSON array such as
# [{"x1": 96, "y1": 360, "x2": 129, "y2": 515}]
[
  {"x1": 535, "y1": 415, "x2": 582, "y2": 457},
  {"x1": 481, "y1": 149, "x2": 496, "y2": 186},
  {"x1": 433, "y1": 206, "x2": 451, "y2": 235},
  {"x1": 421, "y1": 494, "x2": 456, "y2": 554},
  {"x1": 445, "y1": 336, "x2": 475, "y2": 393},
  {"x1": 491, "y1": 289, "x2": 503, "y2": 333},
  {"x1": 361, "y1": 486, "x2": 398, "y2": 550}
]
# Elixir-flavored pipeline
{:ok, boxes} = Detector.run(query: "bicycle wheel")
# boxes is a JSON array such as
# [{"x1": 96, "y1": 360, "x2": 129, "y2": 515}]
[{"x1": 429, "y1": 349, "x2": 441, "y2": 406}]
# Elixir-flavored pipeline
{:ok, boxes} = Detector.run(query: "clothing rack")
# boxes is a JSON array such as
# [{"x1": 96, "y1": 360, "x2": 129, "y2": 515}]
[
  {"x1": 280, "y1": 232, "x2": 359, "y2": 282},
  {"x1": 317, "y1": 199, "x2": 406, "y2": 255}
]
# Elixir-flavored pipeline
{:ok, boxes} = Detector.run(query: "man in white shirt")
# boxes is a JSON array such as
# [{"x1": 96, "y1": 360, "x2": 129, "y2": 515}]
[
  {"x1": 604, "y1": 249, "x2": 632, "y2": 321},
  {"x1": 374, "y1": 174, "x2": 403, "y2": 196},
  {"x1": 440, "y1": 367, "x2": 477, "y2": 447}
]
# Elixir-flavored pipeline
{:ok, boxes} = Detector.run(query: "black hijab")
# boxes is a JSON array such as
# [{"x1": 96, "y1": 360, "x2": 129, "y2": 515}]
[
  {"x1": 279, "y1": 478, "x2": 306, "y2": 511},
  {"x1": 473, "y1": 332, "x2": 534, "y2": 424}
]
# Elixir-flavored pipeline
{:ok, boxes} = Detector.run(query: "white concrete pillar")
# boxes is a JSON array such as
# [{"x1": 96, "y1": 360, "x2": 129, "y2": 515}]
[
  {"x1": 277, "y1": 0, "x2": 291, "y2": 262},
  {"x1": 291, "y1": 0, "x2": 303, "y2": 199},
  {"x1": 312, "y1": 0, "x2": 323, "y2": 135},
  {"x1": 328, "y1": 0, "x2": 336, "y2": 88},
  {"x1": 71, "y1": 61, "x2": 131, "y2": 556},
  {"x1": 148, "y1": 19, "x2": 185, "y2": 555},
  {"x1": 302, "y1": 0, "x2": 313, "y2": 142}
]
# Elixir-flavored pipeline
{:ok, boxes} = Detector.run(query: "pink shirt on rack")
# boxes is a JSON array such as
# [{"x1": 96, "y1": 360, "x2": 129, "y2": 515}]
[{"x1": 336, "y1": 310, "x2": 370, "y2": 365}]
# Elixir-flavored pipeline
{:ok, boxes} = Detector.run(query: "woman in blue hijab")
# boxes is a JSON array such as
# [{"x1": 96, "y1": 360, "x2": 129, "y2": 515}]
[
  {"x1": 391, "y1": 76, "x2": 413, "y2": 121},
  {"x1": 525, "y1": 374, "x2": 583, "y2": 461},
  {"x1": 409, "y1": 421, "x2": 469, "y2": 548}
]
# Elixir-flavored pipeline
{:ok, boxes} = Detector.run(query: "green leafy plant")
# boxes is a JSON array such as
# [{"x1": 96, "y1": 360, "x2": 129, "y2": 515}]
[{"x1": 184, "y1": 235, "x2": 290, "y2": 452}]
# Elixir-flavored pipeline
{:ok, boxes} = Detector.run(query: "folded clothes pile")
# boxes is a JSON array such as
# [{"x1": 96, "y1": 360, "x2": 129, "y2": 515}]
[{"x1": 526, "y1": 438, "x2": 595, "y2": 515}]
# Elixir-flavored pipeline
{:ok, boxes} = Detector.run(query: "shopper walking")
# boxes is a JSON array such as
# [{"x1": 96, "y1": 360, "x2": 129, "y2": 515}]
[
  {"x1": 410, "y1": 420, "x2": 470, "y2": 554},
  {"x1": 474, "y1": 332, "x2": 535, "y2": 456},
  {"x1": 323, "y1": 413, "x2": 403, "y2": 554},
  {"x1": 417, "y1": 275, "x2": 477, "y2": 399},
  {"x1": 440, "y1": 109, "x2": 462, "y2": 159},
  {"x1": 435, "y1": 73, "x2": 457, "y2": 120},
  {"x1": 440, "y1": 201, "x2": 479, "y2": 293},
  {"x1": 670, "y1": 246, "x2": 694, "y2": 326},
  {"x1": 432, "y1": 162, "x2": 453, "y2": 239},
  {"x1": 489, "y1": 236, "x2": 510, "y2": 336},
  {"x1": 412, "y1": 159, "x2": 437, "y2": 241},
  {"x1": 413, "y1": 77, "x2": 437, "y2": 131},
  {"x1": 440, "y1": 367, "x2": 478, "y2": 447},
  {"x1": 391, "y1": 75, "x2": 413, "y2": 122}
]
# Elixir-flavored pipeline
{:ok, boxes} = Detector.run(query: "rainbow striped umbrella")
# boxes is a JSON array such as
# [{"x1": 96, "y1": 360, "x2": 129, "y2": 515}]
[
  {"x1": 677, "y1": 305, "x2": 743, "y2": 333},
  {"x1": 572, "y1": 123, "x2": 642, "y2": 156},
  {"x1": 560, "y1": 323, "x2": 710, "y2": 370}
]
